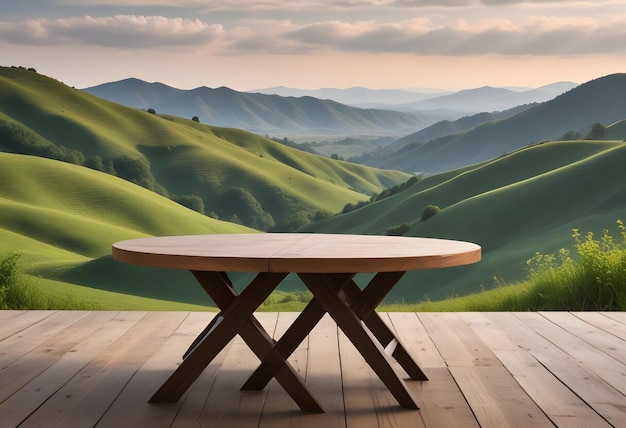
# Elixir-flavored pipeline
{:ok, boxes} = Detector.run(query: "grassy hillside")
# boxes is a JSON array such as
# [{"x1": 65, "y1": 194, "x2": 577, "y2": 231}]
[
  {"x1": 305, "y1": 139, "x2": 626, "y2": 301},
  {"x1": 0, "y1": 66, "x2": 411, "y2": 232},
  {"x1": 0, "y1": 152, "x2": 255, "y2": 307}
]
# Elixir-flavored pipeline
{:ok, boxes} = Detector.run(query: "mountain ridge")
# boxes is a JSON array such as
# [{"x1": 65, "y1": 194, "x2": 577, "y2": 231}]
[{"x1": 359, "y1": 73, "x2": 626, "y2": 174}]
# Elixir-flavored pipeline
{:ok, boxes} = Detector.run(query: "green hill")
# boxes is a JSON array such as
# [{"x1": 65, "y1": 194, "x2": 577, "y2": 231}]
[
  {"x1": 305, "y1": 139, "x2": 626, "y2": 301},
  {"x1": 0, "y1": 66, "x2": 411, "y2": 308},
  {"x1": 0, "y1": 152, "x2": 255, "y2": 306},
  {"x1": 0, "y1": 66, "x2": 410, "y2": 232}
]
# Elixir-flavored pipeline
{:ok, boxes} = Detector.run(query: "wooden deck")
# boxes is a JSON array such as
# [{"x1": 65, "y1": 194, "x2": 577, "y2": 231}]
[{"x1": 0, "y1": 311, "x2": 624, "y2": 427}]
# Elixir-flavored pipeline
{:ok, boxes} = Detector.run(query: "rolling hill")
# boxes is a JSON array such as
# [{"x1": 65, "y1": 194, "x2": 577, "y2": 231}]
[
  {"x1": 0, "y1": 151, "x2": 254, "y2": 306},
  {"x1": 305, "y1": 138, "x2": 626, "y2": 301},
  {"x1": 0, "y1": 66, "x2": 411, "y2": 233},
  {"x1": 0, "y1": 66, "x2": 413, "y2": 307},
  {"x1": 82, "y1": 78, "x2": 434, "y2": 138},
  {"x1": 362, "y1": 74, "x2": 626, "y2": 174}
]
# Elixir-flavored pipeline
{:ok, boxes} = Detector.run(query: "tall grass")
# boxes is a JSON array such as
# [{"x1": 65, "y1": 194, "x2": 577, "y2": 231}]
[
  {"x1": 384, "y1": 221, "x2": 626, "y2": 311},
  {"x1": 0, "y1": 252, "x2": 100, "y2": 310},
  {"x1": 521, "y1": 221, "x2": 626, "y2": 310}
]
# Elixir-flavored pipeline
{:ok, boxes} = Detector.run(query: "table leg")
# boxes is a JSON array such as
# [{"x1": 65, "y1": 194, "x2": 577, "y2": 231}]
[
  {"x1": 242, "y1": 273, "x2": 355, "y2": 390},
  {"x1": 149, "y1": 271, "x2": 284, "y2": 403},
  {"x1": 299, "y1": 272, "x2": 420, "y2": 409},
  {"x1": 192, "y1": 271, "x2": 323, "y2": 413},
  {"x1": 341, "y1": 277, "x2": 428, "y2": 381}
]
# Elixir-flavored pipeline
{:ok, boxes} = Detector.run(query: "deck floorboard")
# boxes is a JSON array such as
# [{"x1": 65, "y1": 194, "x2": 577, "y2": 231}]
[{"x1": 0, "y1": 311, "x2": 624, "y2": 427}]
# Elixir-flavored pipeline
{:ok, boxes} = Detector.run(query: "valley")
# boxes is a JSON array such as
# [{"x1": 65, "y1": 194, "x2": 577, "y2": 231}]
[{"x1": 2, "y1": 66, "x2": 626, "y2": 308}]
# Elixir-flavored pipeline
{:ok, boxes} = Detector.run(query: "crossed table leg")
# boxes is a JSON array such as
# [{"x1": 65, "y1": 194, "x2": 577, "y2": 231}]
[{"x1": 149, "y1": 270, "x2": 426, "y2": 412}]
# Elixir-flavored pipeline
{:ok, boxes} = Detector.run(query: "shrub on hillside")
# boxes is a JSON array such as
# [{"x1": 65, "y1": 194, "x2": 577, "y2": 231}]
[
  {"x1": 386, "y1": 223, "x2": 412, "y2": 236},
  {"x1": 421, "y1": 204, "x2": 441, "y2": 222}
]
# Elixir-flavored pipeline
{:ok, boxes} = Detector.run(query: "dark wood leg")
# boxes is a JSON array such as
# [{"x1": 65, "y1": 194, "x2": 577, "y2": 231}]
[
  {"x1": 242, "y1": 273, "x2": 355, "y2": 390},
  {"x1": 299, "y1": 272, "x2": 420, "y2": 410},
  {"x1": 192, "y1": 271, "x2": 323, "y2": 413},
  {"x1": 150, "y1": 271, "x2": 323, "y2": 412},
  {"x1": 342, "y1": 276, "x2": 428, "y2": 381}
]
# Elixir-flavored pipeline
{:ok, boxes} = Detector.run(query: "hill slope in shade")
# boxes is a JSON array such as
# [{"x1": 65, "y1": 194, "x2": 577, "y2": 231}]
[
  {"x1": 0, "y1": 66, "x2": 411, "y2": 232},
  {"x1": 367, "y1": 74, "x2": 626, "y2": 174},
  {"x1": 83, "y1": 78, "x2": 433, "y2": 137},
  {"x1": 305, "y1": 139, "x2": 626, "y2": 301}
]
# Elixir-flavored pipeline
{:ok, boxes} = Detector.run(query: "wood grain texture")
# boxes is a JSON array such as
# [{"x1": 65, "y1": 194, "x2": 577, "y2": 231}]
[
  {"x1": 2, "y1": 311, "x2": 622, "y2": 427},
  {"x1": 112, "y1": 233, "x2": 481, "y2": 273}
]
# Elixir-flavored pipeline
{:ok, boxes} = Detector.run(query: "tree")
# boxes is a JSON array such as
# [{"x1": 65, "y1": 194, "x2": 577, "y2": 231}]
[
  {"x1": 560, "y1": 130, "x2": 582, "y2": 141},
  {"x1": 192, "y1": 116, "x2": 200, "y2": 123},
  {"x1": 175, "y1": 194, "x2": 205, "y2": 214},
  {"x1": 147, "y1": 108, "x2": 156, "y2": 114},
  {"x1": 586, "y1": 122, "x2": 606, "y2": 140},
  {"x1": 421, "y1": 205, "x2": 441, "y2": 222}
]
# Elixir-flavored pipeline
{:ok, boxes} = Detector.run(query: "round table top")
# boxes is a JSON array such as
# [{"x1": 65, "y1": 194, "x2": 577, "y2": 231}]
[{"x1": 112, "y1": 233, "x2": 481, "y2": 273}]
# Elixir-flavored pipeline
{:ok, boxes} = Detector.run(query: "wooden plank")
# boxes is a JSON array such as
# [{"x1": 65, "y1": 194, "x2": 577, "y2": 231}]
[
  {"x1": 0, "y1": 311, "x2": 144, "y2": 427},
  {"x1": 0, "y1": 311, "x2": 118, "y2": 402},
  {"x1": 0, "y1": 311, "x2": 87, "y2": 368},
  {"x1": 20, "y1": 312, "x2": 185, "y2": 428},
  {"x1": 459, "y1": 313, "x2": 611, "y2": 427},
  {"x1": 417, "y1": 312, "x2": 500, "y2": 367},
  {"x1": 257, "y1": 312, "x2": 308, "y2": 428},
  {"x1": 0, "y1": 311, "x2": 53, "y2": 341},
  {"x1": 516, "y1": 312, "x2": 626, "y2": 395},
  {"x1": 449, "y1": 365, "x2": 554, "y2": 427},
  {"x1": 601, "y1": 311, "x2": 626, "y2": 324},
  {"x1": 484, "y1": 312, "x2": 626, "y2": 427},
  {"x1": 541, "y1": 311, "x2": 626, "y2": 364},
  {"x1": 495, "y1": 350, "x2": 612, "y2": 427},
  {"x1": 412, "y1": 367, "x2": 479, "y2": 428},
  {"x1": 339, "y1": 323, "x2": 425, "y2": 428},
  {"x1": 173, "y1": 314, "x2": 276, "y2": 428},
  {"x1": 299, "y1": 314, "x2": 345, "y2": 425},
  {"x1": 98, "y1": 312, "x2": 220, "y2": 428},
  {"x1": 168, "y1": 314, "x2": 239, "y2": 428},
  {"x1": 572, "y1": 312, "x2": 626, "y2": 341},
  {"x1": 386, "y1": 312, "x2": 446, "y2": 368}
]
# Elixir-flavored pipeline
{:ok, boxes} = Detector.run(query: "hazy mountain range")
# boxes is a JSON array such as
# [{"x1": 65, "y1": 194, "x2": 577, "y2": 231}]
[
  {"x1": 83, "y1": 79, "x2": 577, "y2": 140},
  {"x1": 251, "y1": 82, "x2": 577, "y2": 112},
  {"x1": 354, "y1": 74, "x2": 626, "y2": 174}
]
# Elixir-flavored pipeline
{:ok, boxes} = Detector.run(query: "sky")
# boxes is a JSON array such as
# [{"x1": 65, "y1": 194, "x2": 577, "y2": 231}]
[{"x1": 1, "y1": 1, "x2": 626, "y2": 91}]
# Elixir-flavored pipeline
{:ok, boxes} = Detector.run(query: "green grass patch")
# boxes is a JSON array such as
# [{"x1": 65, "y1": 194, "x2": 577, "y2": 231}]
[{"x1": 381, "y1": 221, "x2": 626, "y2": 311}]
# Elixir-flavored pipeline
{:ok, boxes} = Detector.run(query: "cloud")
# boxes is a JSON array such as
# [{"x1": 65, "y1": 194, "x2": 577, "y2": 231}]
[
  {"x1": 0, "y1": 15, "x2": 222, "y2": 48},
  {"x1": 223, "y1": 15, "x2": 626, "y2": 56},
  {"x1": 2, "y1": 12, "x2": 626, "y2": 57}
]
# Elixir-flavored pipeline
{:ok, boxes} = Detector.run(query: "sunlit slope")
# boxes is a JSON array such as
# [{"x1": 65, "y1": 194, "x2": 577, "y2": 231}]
[
  {"x1": 306, "y1": 140, "x2": 626, "y2": 301},
  {"x1": 0, "y1": 67, "x2": 411, "y2": 228},
  {"x1": 0, "y1": 153, "x2": 254, "y2": 304}
]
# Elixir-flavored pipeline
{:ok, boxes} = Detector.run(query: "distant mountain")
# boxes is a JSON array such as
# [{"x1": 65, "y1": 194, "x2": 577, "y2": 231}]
[
  {"x1": 391, "y1": 104, "x2": 536, "y2": 148},
  {"x1": 82, "y1": 79, "x2": 434, "y2": 138},
  {"x1": 251, "y1": 82, "x2": 577, "y2": 114},
  {"x1": 401, "y1": 82, "x2": 578, "y2": 113},
  {"x1": 359, "y1": 74, "x2": 626, "y2": 174},
  {"x1": 248, "y1": 86, "x2": 449, "y2": 106}
]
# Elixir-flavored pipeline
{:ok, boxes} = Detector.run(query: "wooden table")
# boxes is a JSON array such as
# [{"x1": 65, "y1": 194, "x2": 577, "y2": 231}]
[{"x1": 112, "y1": 233, "x2": 481, "y2": 412}]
